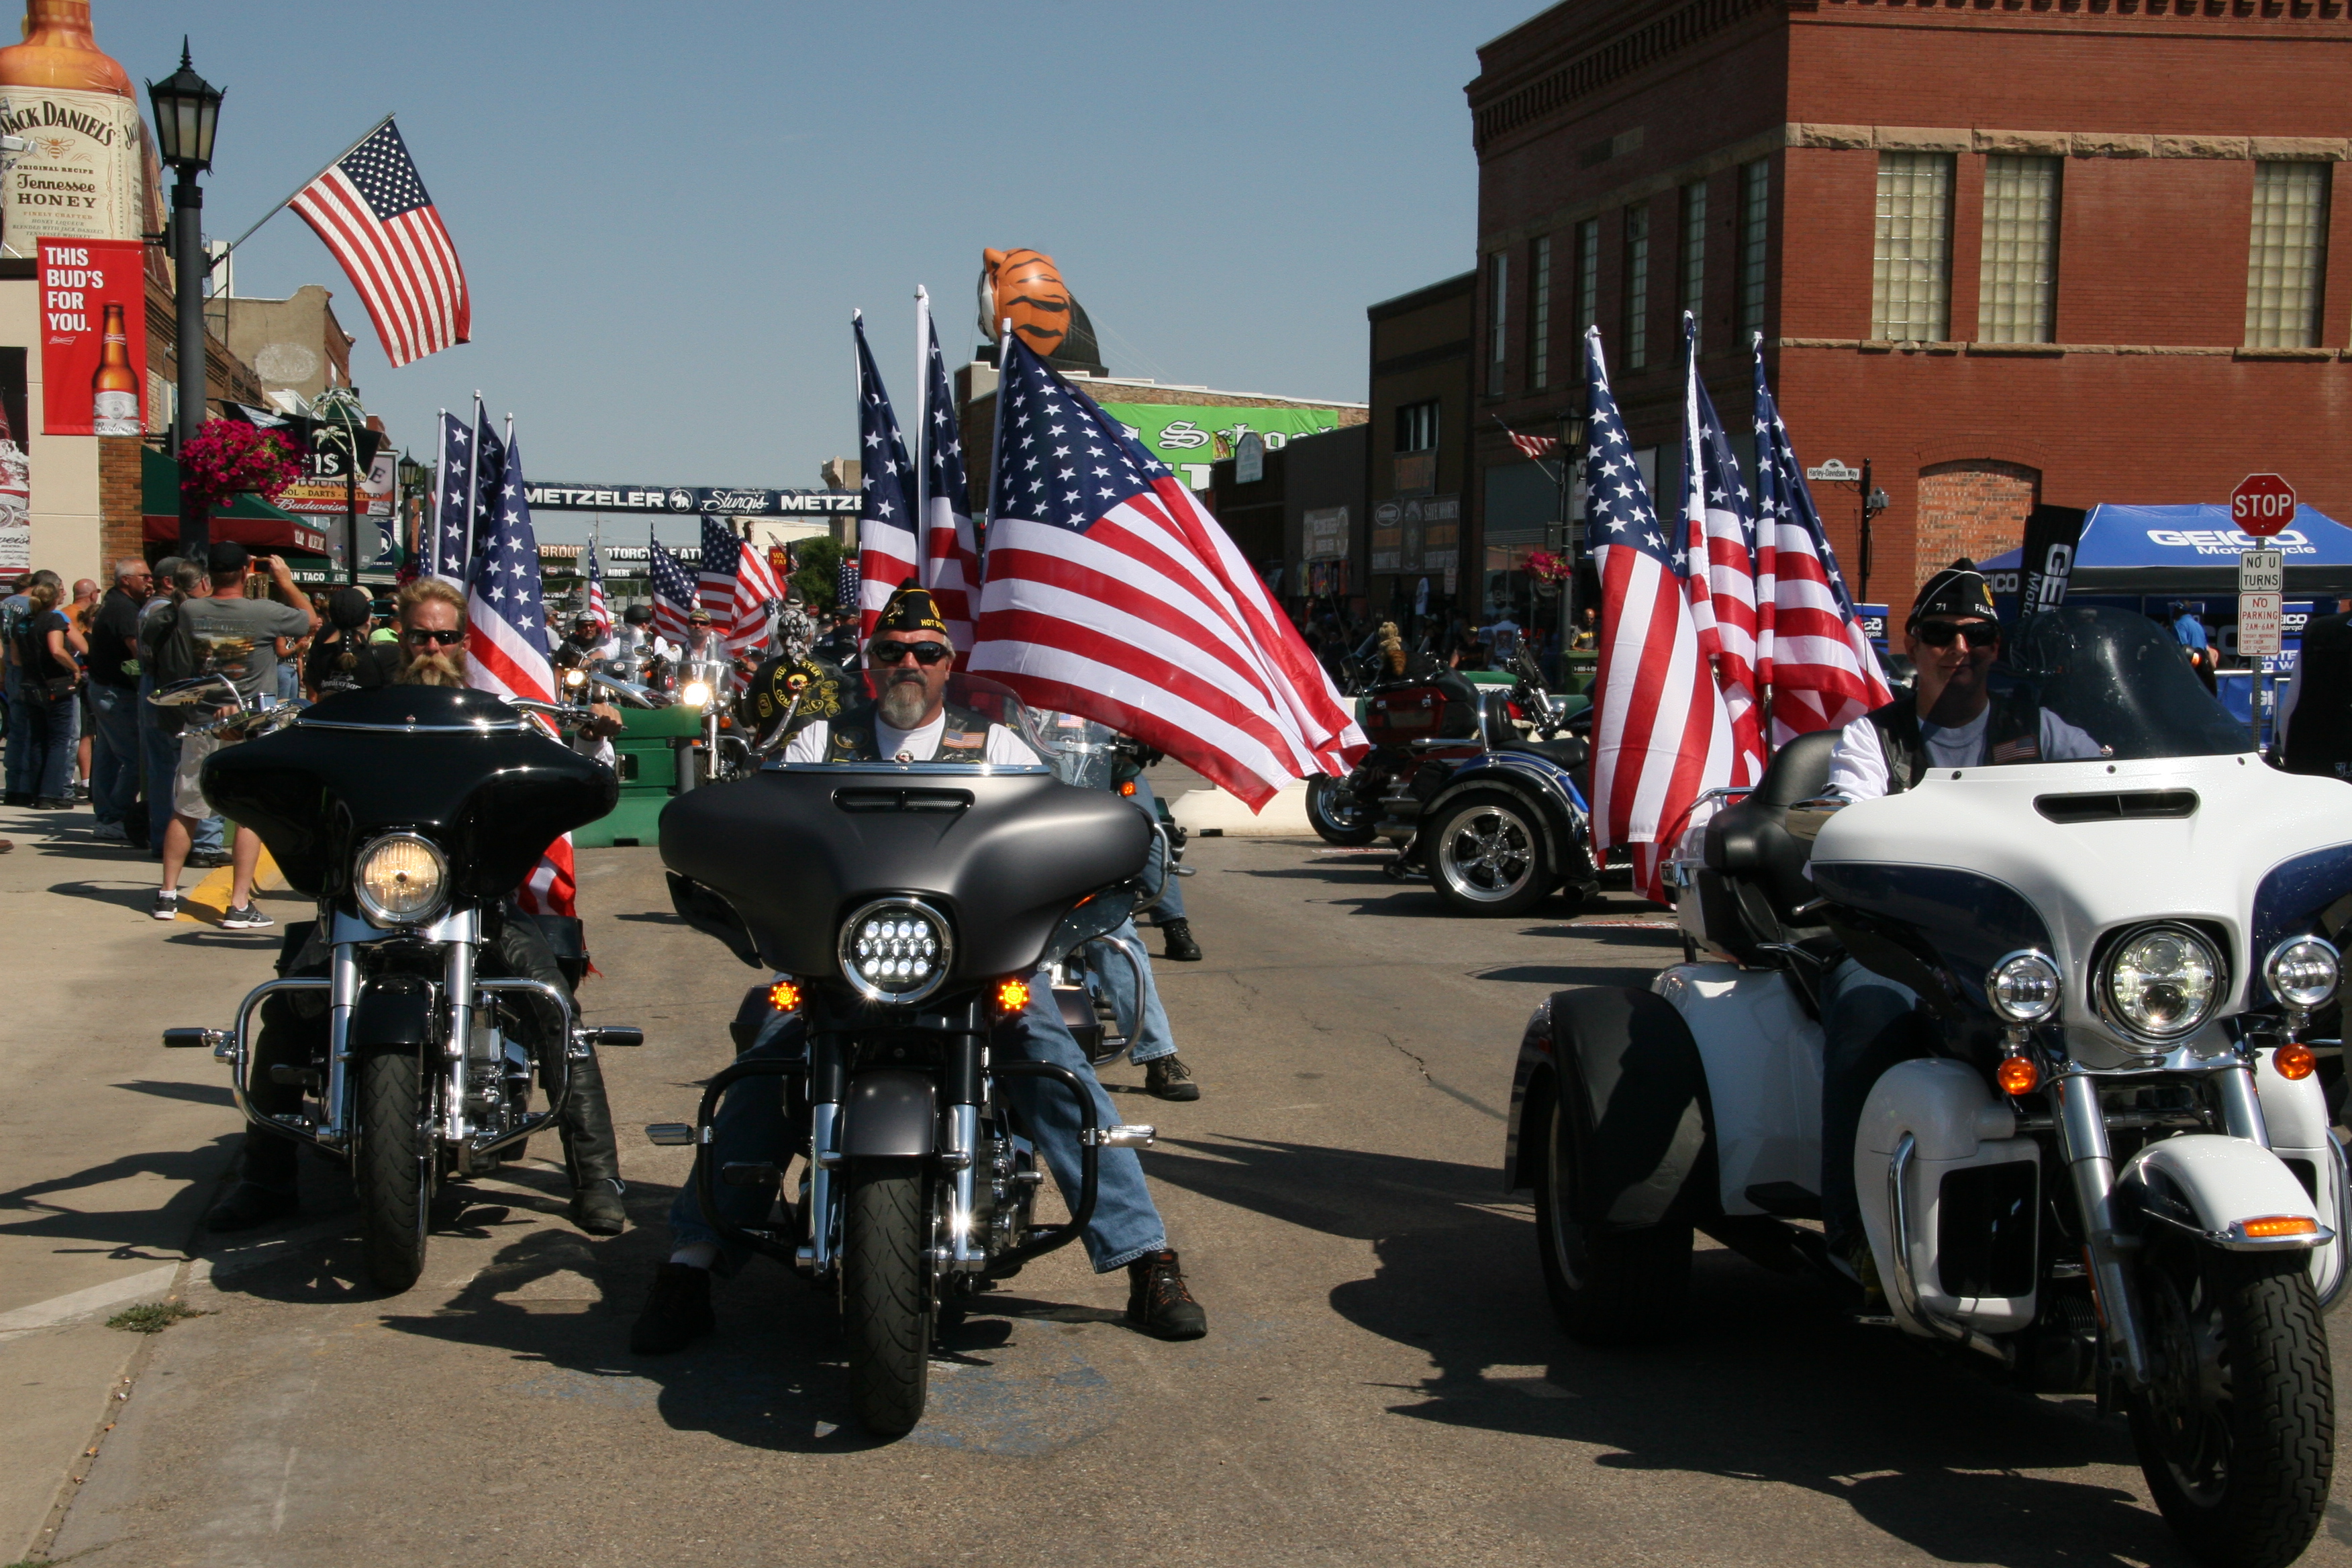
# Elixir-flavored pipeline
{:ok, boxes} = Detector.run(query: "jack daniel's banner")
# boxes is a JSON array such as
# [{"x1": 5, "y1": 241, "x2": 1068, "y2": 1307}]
[
  {"x1": 2015, "y1": 504, "x2": 2087, "y2": 620},
  {"x1": 0, "y1": 87, "x2": 142, "y2": 255},
  {"x1": 524, "y1": 483, "x2": 859, "y2": 516}
]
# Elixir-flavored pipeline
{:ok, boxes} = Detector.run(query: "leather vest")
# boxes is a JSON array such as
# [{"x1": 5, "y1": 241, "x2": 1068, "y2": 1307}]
[
  {"x1": 825, "y1": 701, "x2": 991, "y2": 763},
  {"x1": 1864, "y1": 693, "x2": 2041, "y2": 794}
]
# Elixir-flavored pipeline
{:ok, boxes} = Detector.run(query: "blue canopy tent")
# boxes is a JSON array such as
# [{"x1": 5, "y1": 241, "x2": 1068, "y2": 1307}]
[{"x1": 1979, "y1": 503, "x2": 2352, "y2": 598}]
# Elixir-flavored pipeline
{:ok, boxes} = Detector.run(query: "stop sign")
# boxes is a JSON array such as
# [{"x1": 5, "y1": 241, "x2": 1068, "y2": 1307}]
[{"x1": 2233, "y1": 473, "x2": 2298, "y2": 538}]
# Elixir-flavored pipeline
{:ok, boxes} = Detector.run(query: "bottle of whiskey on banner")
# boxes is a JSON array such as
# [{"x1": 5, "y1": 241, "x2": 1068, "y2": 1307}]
[
  {"x1": 0, "y1": 1, "x2": 142, "y2": 258},
  {"x1": 90, "y1": 297, "x2": 134, "y2": 433}
]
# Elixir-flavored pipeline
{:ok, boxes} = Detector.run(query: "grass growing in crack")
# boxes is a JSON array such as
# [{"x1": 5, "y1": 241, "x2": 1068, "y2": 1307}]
[{"x1": 105, "y1": 1300, "x2": 205, "y2": 1334}]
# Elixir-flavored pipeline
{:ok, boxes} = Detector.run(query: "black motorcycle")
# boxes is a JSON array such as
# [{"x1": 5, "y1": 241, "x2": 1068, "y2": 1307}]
[
  {"x1": 163, "y1": 683, "x2": 644, "y2": 1290},
  {"x1": 654, "y1": 674, "x2": 1162, "y2": 1435}
]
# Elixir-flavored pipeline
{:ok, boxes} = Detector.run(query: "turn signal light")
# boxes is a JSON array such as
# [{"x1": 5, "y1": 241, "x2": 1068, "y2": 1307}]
[
  {"x1": 1996, "y1": 1056, "x2": 2041, "y2": 1096},
  {"x1": 2275, "y1": 1042, "x2": 2318, "y2": 1081},
  {"x1": 1119, "y1": 780, "x2": 1136, "y2": 797},
  {"x1": 2241, "y1": 1215, "x2": 2322, "y2": 1240},
  {"x1": 995, "y1": 977, "x2": 1031, "y2": 1016},
  {"x1": 768, "y1": 979, "x2": 803, "y2": 1013}
]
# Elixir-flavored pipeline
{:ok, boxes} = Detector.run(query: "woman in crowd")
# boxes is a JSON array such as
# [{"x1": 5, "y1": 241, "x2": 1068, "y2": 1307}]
[{"x1": 10, "y1": 571, "x2": 85, "y2": 807}]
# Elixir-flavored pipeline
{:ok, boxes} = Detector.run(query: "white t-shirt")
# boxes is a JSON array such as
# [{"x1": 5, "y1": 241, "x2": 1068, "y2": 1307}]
[
  {"x1": 1827, "y1": 705, "x2": 2103, "y2": 801},
  {"x1": 783, "y1": 711, "x2": 1040, "y2": 766}
]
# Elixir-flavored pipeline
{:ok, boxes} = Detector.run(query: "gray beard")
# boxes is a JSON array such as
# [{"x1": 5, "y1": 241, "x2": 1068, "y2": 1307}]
[{"x1": 877, "y1": 677, "x2": 930, "y2": 729}]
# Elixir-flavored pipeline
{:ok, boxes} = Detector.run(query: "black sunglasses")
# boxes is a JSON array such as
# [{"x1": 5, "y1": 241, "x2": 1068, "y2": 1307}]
[
  {"x1": 869, "y1": 639, "x2": 950, "y2": 666},
  {"x1": 1912, "y1": 619, "x2": 1996, "y2": 649},
  {"x1": 403, "y1": 627, "x2": 463, "y2": 647}
]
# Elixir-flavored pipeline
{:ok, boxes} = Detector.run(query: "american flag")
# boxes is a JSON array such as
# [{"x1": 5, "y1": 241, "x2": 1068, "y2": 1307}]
[
  {"x1": 835, "y1": 556, "x2": 860, "y2": 621},
  {"x1": 462, "y1": 435, "x2": 574, "y2": 918},
  {"x1": 852, "y1": 314, "x2": 920, "y2": 638},
  {"x1": 464, "y1": 407, "x2": 505, "y2": 592},
  {"x1": 1505, "y1": 428, "x2": 1561, "y2": 463},
  {"x1": 584, "y1": 542, "x2": 611, "y2": 639},
  {"x1": 699, "y1": 515, "x2": 777, "y2": 655},
  {"x1": 970, "y1": 337, "x2": 1365, "y2": 807},
  {"x1": 1583, "y1": 326, "x2": 1734, "y2": 904},
  {"x1": 647, "y1": 534, "x2": 697, "y2": 646},
  {"x1": 1751, "y1": 338, "x2": 1892, "y2": 744},
  {"x1": 424, "y1": 409, "x2": 471, "y2": 585},
  {"x1": 918, "y1": 297, "x2": 979, "y2": 653},
  {"x1": 288, "y1": 119, "x2": 469, "y2": 369},
  {"x1": 1678, "y1": 313, "x2": 1767, "y2": 787}
]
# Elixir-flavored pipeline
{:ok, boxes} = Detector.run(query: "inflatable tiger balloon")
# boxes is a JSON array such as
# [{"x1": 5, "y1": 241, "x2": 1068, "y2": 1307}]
[{"x1": 977, "y1": 248, "x2": 1105, "y2": 372}]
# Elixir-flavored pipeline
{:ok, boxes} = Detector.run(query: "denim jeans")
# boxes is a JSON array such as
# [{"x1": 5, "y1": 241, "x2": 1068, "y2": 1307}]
[
  {"x1": 1128, "y1": 775, "x2": 1185, "y2": 924},
  {"x1": 1087, "y1": 918, "x2": 1177, "y2": 1065},
  {"x1": 1819, "y1": 957, "x2": 1929, "y2": 1253},
  {"x1": 669, "y1": 969, "x2": 1169, "y2": 1276},
  {"x1": 140, "y1": 676, "x2": 222, "y2": 852},
  {"x1": 87, "y1": 681, "x2": 140, "y2": 826},
  {"x1": 21, "y1": 686, "x2": 74, "y2": 799},
  {"x1": 2, "y1": 662, "x2": 24, "y2": 797}
]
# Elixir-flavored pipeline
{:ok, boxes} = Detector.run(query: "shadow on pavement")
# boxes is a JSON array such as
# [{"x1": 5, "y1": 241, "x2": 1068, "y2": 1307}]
[
  {"x1": 1472, "y1": 964, "x2": 1661, "y2": 989},
  {"x1": 0, "y1": 1130, "x2": 239, "y2": 1259},
  {"x1": 1142, "y1": 1132, "x2": 2177, "y2": 1568},
  {"x1": 109, "y1": 1078, "x2": 236, "y2": 1108},
  {"x1": 45, "y1": 877, "x2": 158, "y2": 910}
]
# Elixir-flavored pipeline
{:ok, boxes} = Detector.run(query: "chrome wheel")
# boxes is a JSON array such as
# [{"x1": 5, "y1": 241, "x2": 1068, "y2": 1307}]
[{"x1": 1436, "y1": 800, "x2": 1538, "y2": 906}]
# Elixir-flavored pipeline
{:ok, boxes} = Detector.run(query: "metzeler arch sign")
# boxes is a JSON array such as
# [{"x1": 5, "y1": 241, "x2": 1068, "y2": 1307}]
[{"x1": 524, "y1": 482, "x2": 859, "y2": 517}]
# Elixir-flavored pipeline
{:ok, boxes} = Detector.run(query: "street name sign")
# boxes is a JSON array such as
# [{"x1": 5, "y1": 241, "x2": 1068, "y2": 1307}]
[
  {"x1": 1806, "y1": 459, "x2": 1859, "y2": 483},
  {"x1": 2233, "y1": 473, "x2": 2297, "y2": 538}
]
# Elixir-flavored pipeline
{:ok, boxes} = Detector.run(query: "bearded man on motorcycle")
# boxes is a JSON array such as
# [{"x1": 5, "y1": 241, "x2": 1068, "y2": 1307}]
[
  {"x1": 630, "y1": 584, "x2": 1210, "y2": 1351},
  {"x1": 1814, "y1": 562, "x2": 2103, "y2": 1285},
  {"x1": 204, "y1": 579, "x2": 630, "y2": 1236}
]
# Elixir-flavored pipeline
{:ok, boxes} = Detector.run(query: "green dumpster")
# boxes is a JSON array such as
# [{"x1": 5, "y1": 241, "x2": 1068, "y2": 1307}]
[{"x1": 574, "y1": 703, "x2": 704, "y2": 848}]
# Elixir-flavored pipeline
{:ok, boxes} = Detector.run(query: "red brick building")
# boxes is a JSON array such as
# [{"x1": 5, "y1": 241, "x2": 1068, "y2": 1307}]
[{"x1": 1467, "y1": 0, "x2": 2352, "y2": 620}]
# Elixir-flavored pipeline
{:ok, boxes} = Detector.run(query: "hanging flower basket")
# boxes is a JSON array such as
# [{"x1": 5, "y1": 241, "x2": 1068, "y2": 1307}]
[
  {"x1": 1524, "y1": 548, "x2": 1575, "y2": 583},
  {"x1": 178, "y1": 419, "x2": 301, "y2": 514}
]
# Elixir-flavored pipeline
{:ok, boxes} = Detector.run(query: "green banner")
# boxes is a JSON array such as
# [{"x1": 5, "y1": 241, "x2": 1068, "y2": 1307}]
[{"x1": 1096, "y1": 402, "x2": 1344, "y2": 489}]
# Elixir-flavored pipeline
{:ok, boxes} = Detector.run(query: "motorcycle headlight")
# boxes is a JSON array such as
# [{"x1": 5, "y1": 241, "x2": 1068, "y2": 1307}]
[
  {"x1": 838, "y1": 897, "x2": 952, "y2": 1005},
  {"x1": 2100, "y1": 922, "x2": 2223, "y2": 1042},
  {"x1": 2265, "y1": 934, "x2": 2341, "y2": 1011},
  {"x1": 681, "y1": 679, "x2": 713, "y2": 709},
  {"x1": 354, "y1": 832, "x2": 448, "y2": 926},
  {"x1": 1986, "y1": 950, "x2": 2063, "y2": 1024}
]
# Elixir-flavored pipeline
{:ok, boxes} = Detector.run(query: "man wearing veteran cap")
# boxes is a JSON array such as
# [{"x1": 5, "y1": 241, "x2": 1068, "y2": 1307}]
[
  {"x1": 782, "y1": 583, "x2": 1035, "y2": 765},
  {"x1": 1813, "y1": 562, "x2": 2101, "y2": 1295}
]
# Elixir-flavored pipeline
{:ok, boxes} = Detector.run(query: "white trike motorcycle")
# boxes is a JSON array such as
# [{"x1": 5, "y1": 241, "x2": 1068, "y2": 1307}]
[{"x1": 1504, "y1": 607, "x2": 2347, "y2": 1568}]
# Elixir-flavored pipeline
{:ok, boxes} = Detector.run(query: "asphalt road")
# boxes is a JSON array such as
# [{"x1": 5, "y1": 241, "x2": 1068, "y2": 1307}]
[{"x1": 27, "y1": 829, "x2": 2352, "y2": 1567}]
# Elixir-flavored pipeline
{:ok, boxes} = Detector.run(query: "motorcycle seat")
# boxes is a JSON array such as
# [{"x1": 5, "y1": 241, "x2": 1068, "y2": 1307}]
[
  {"x1": 1496, "y1": 734, "x2": 1590, "y2": 771},
  {"x1": 1702, "y1": 728, "x2": 1842, "y2": 928}
]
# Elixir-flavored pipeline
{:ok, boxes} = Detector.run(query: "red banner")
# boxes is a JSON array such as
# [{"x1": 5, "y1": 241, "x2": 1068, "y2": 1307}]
[{"x1": 39, "y1": 237, "x2": 146, "y2": 436}]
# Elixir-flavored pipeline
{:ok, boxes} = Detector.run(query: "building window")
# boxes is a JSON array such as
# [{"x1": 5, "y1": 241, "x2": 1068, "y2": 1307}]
[
  {"x1": 1486, "y1": 250, "x2": 1509, "y2": 396},
  {"x1": 1738, "y1": 159, "x2": 1769, "y2": 338},
  {"x1": 1872, "y1": 151, "x2": 1953, "y2": 342},
  {"x1": 1680, "y1": 179, "x2": 1707, "y2": 346},
  {"x1": 1575, "y1": 217, "x2": 1600, "y2": 342},
  {"x1": 1530, "y1": 234, "x2": 1552, "y2": 391},
  {"x1": 1979, "y1": 154, "x2": 2060, "y2": 344},
  {"x1": 1395, "y1": 399, "x2": 1438, "y2": 454},
  {"x1": 1623, "y1": 203, "x2": 1650, "y2": 371},
  {"x1": 2245, "y1": 161, "x2": 2330, "y2": 349}
]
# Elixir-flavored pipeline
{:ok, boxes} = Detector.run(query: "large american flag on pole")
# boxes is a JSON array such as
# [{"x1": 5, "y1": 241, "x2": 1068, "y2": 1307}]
[
  {"x1": 647, "y1": 534, "x2": 696, "y2": 646},
  {"x1": 1678, "y1": 312, "x2": 1766, "y2": 787},
  {"x1": 919, "y1": 299, "x2": 980, "y2": 653},
  {"x1": 699, "y1": 515, "x2": 777, "y2": 655},
  {"x1": 462, "y1": 404, "x2": 504, "y2": 593},
  {"x1": 1751, "y1": 337, "x2": 1892, "y2": 744},
  {"x1": 424, "y1": 409, "x2": 470, "y2": 584},
  {"x1": 462, "y1": 435, "x2": 575, "y2": 918},
  {"x1": 971, "y1": 337, "x2": 1365, "y2": 808},
  {"x1": 584, "y1": 540, "x2": 611, "y2": 640},
  {"x1": 1584, "y1": 326, "x2": 1734, "y2": 904},
  {"x1": 852, "y1": 313, "x2": 920, "y2": 638},
  {"x1": 288, "y1": 119, "x2": 470, "y2": 369}
]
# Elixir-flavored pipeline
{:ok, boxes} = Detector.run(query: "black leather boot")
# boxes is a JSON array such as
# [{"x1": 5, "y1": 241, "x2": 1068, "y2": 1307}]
[
  {"x1": 558, "y1": 1047, "x2": 628, "y2": 1236},
  {"x1": 205, "y1": 1130, "x2": 301, "y2": 1232},
  {"x1": 1126, "y1": 1249, "x2": 1208, "y2": 1340},
  {"x1": 1160, "y1": 918, "x2": 1202, "y2": 962}
]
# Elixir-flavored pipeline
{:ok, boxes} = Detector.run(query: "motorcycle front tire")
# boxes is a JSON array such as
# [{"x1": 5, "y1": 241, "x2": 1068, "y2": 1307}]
[
  {"x1": 2129, "y1": 1235, "x2": 2333, "y2": 1568},
  {"x1": 1306, "y1": 775, "x2": 1379, "y2": 846},
  {"x1": 842, "y1": 1157, "x2": 932, "y2": 1437},
  {"x1": 355, "y1": 1048, "x2": 433, "y2": 1293},
  {"x1": 1533, "y1": 1083, "x2": 1691, "y2": 1344}
]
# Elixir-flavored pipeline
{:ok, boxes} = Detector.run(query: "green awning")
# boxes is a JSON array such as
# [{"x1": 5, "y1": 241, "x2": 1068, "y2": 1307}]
[{"x1": 141, "y1": 446, "x2": 330, "y2": 550}]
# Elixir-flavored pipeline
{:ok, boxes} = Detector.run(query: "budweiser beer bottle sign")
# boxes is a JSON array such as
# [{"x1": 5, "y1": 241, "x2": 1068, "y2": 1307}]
[
  {"x1": 90, "y1": 297, "x2": 133, "y2": 432},
  {"x1": 0, "y1": 1, "x2": 142, "y2": 256}
]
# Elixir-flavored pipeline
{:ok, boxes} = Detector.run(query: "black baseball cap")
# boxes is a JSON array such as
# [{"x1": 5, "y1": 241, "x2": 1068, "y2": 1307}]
[{"x1": 206, "y1": 541, "x2": 251, "y2": 576}]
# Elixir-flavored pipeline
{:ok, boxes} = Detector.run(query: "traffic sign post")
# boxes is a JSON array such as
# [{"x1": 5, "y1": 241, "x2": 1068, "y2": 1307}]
[
  {"x1": 2233, "y1": 473, "x2": 2297, "y2": 539},
  {"x1": 2239, "y1": 545, "x2": 2287, "y2": 750}
]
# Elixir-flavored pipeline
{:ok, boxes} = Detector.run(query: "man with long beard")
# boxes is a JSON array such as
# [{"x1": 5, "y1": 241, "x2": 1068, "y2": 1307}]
[{"x1": 393, "y1": 577, "x2": 471, "y2": 686}]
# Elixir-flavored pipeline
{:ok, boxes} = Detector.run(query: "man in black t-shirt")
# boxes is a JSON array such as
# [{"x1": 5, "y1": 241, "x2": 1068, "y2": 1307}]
[{"x1": 86, "y1": 558, "x2": 152, "y2": 842}]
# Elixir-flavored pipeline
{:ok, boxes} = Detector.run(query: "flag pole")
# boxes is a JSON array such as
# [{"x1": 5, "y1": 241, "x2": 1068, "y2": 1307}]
[
  {"x1": 213, "y1": 111, "x2": 397, "y2": 264},
  {"x1": 913, "y1": 285, "x2": 930, "y2": 582},
  {"x1": 983, "y1": 317, "x2": 1012, "y2": 571},
  {"x1": 464, "y1": 391, "x2": 485, "y2": 585}
]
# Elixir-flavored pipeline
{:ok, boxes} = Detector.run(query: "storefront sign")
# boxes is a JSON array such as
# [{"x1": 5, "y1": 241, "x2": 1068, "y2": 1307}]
[
  {"x1": 524, "y1": 483, "x2": 859, "y2": 516},
  {"x1": 1234, "y1": 432, "x2": 1264, "y2": 485},
  {"x1": 0, "y1": 89, "x2": 143, "y2": 257},
  {"x1": 1371, "y1": 494, "x2": 1459, "y2": 573},
  {"x1": 38, "y1": 238, "x2": 144, "y2": 436},
  {"x1": 277, "y1": 447, "x2": 395, "y2": 518},
  {"x1": 1097, "y1": 403, "x2": 1347, "y2": 491},
  {"x1": 1304, "y1": 505, "x2": 1349, "y2": 562}
]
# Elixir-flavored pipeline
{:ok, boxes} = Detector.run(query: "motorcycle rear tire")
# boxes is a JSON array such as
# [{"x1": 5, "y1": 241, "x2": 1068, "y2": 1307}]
[
  {"x1": 1426, "y1": 789, "x2": 1555, "y2": 918},
  {"x1": 842, "y1": 1157, "x2": 932, "y2": 1437},
  {"x1": 1306, "y1": 776, "x2": 1379, "y2": 846},
  {"x1": 355, "y1": 1048, "x2": 433, "y2": 1293},
  {"x1": 2129, "y1": 1237, "x2": 2333, "y2": 1568},
  {"x1": 1533, "y1": 1087, "x2": 1691, "y2": 1344}
]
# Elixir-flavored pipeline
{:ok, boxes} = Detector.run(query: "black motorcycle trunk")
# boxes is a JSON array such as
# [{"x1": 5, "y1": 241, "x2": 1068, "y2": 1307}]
[
  {"x1": 200, "y1": 687, "x2": 618, "y2": 901},
  {"x1": 659, "y1": 767, "x2": 1149, "y2": 979}
]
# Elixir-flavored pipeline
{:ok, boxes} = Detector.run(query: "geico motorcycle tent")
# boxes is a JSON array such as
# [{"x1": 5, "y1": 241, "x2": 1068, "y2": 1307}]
[{"x1": 1980, "y1": 503, "x2": 2352, "y2": 598}]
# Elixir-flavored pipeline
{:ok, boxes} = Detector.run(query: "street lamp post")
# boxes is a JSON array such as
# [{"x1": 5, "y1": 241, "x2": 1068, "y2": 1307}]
[
  {"x1": 397, "y1": 450, "x2": 430, "y2": 569},
  {"x1": 146, "y1": 42, "x2": 224, "y2": 559}
]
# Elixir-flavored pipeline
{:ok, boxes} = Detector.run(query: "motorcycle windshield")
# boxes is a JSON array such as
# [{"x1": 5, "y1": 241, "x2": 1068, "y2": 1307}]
[
  {"x1": 1976, "y1": 605, "x2": 2251, "y2": 765},
  {"x1": 763, "y1": 672, "x2": 1054, "y2": 773},
  {"x1": 1033, "y1": 710, "x2": 1120, "y2": 789}
]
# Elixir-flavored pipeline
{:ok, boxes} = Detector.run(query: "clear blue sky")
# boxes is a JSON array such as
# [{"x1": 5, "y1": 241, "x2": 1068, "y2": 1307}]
[{"x1": 103, "y1": 0, "x2": 1533, "y2": 544}]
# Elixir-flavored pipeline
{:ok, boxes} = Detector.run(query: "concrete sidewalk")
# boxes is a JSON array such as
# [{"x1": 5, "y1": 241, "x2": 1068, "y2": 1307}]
[{"x1": 0, "y1": 796, "x2": 309, "y2": 1559}]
